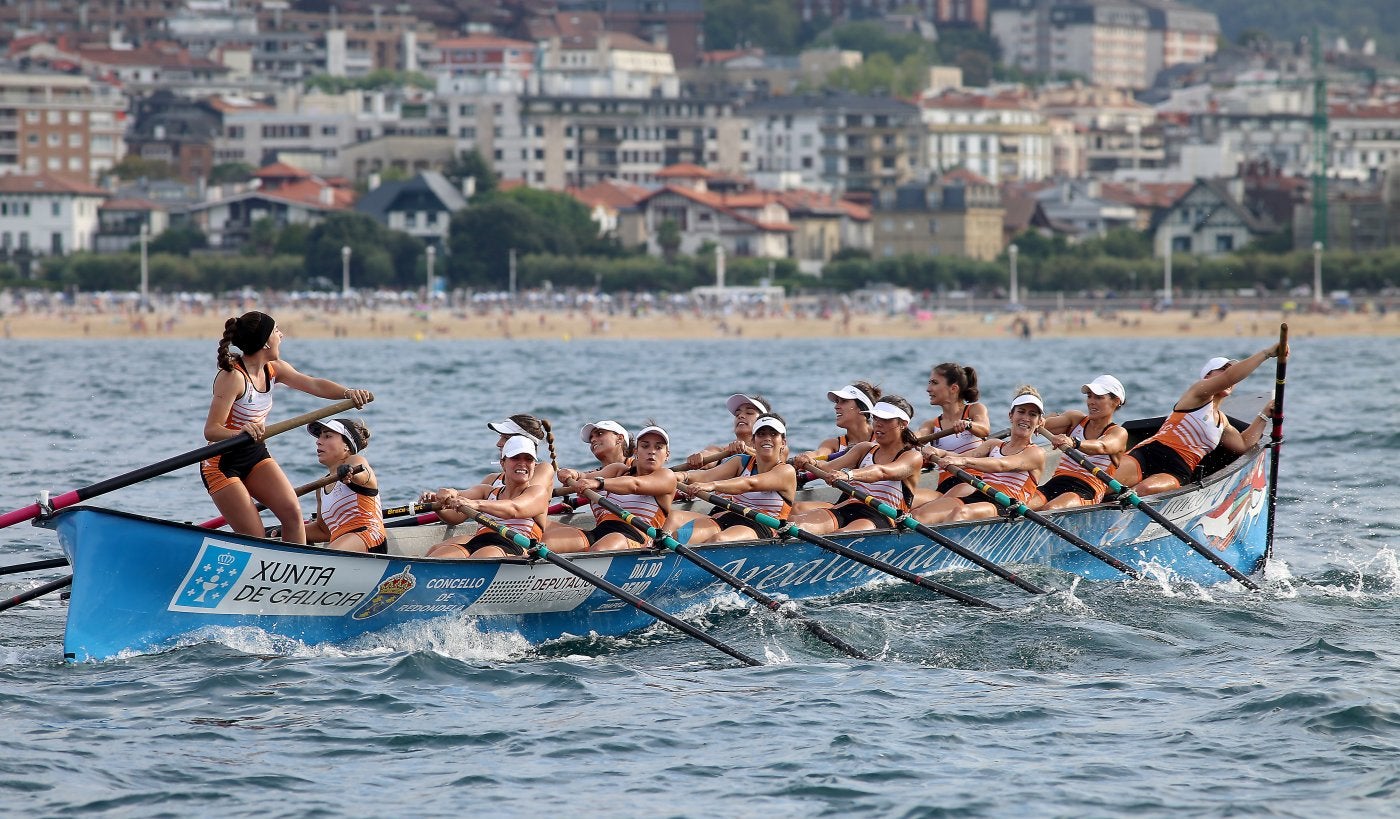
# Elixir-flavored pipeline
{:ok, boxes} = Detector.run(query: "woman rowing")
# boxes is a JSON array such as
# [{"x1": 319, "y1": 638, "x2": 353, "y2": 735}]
[
  {"x1": 1114, "y1": 342, "x2": 1285, "y2": 496},
  {"x1": 201, "y1": 310, "x2": 372, "y2": 544},
  {"x1": 427, "y1": 435, "x2": 550, "y2": 558},
  {"x1": 914, "y1": 387, "x2": 1048, "y2": 524},
  {"x1": 790, "y1": 397, "x2": 924, "y2": 534},
  {"x1": 676, "y1": 415, "x2": 798, "y2": 543},
  {"x1": 912, "y1": 362, "x2": 991, "y2": 507},
  {"x1": 564, "y1": 424, "x2": 678, "y2": 551},
  {"x1": 479, "y1": 414, "x2": 558, "y2": 490},
  {"x1": 548, "y1": 420, "x2": 634, "y2": 552},
  {"x1": 682, "y1": 393, "x2": 774, "y2": 468},
  {"x1": 804, "y1": 382, "x2": 881, "y2": 461},
  {"x1": 1037, "y1": 375, "x2": 1129, "y2": 509},
  {"x1": 303, "y1": 418, "x2": 386, "y2": 553}
]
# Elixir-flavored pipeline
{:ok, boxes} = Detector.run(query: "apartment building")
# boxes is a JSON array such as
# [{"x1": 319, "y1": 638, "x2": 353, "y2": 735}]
[
  {"x1": 427, "y1": 35, "x2": 536, "y2": 81},
  {"x1": 919, "y1": 89, "x2": 1053, "y2": 184},
  {"x1": 0, "y1": 172, "x2": 108, "y2": 257},
  {"x1": 990, "y1": 0, "x2": 1219, "y2": 90},
  {"x1": 872, "y1": 169, "x2": 1005, "y2": 261},
  {"x1": 743, "y1": 93, "x2": 922, "y2": 197},
  {"x1": 1329, "y1": 101, "x2": 1400, "y2": 183},
  {"x1": 793, "y1": 0, "x2": 989, "y2": 28},
  {"x1": 0, "y1": 72, "x2": 126, "y2": 180},
  {"x1": 1036, "y1": 84, "x2": 1163, "y2": 173},
  {"x1": 527, "y1": 11, "x2": 680, "y2": 98},
  {"x1": 126, "y1": 92, "x2": 221, "y2": 183}
]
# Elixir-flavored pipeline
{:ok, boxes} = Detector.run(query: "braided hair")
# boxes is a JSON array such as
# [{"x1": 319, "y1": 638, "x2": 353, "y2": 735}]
[
  {"x1": 512, "y1": 414, "x2": 558, "y2": 475},
  {"x1": 217, "y1": 311, "x2": 276, "y2": 371}
]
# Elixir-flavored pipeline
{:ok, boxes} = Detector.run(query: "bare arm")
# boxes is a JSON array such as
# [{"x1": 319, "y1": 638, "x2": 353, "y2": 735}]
[
  {"x1": 272, "y1": 360, "x2": 373, "y2": 407},
  {"x1": 844, "y1": 448, "x2": 924, "y2": 482},
  {"x1": 690, "y1": 463, "x2": 797, "y2": 497},
  {"x1": 203, "y1": 369, "x2": 250, "y2": 442},
  {"x1": 467, "y1": 481, "x2": 550, "y2": 520},
  {"x1": 943, "y1": 444, "x2": 1045, "y2": 474},
  {"x1": 794, "y1": 442, "x2": 872, "y2": 472},
  {"x1": 1179, "y1": 342, "x2": 1286, "y2": 409},
  {"x1": 1039, "y1": 410, "x2": 1085, "y2": 437}
]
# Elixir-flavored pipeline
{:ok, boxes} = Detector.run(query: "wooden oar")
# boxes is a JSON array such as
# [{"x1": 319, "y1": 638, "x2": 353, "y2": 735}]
[
  {"x1": 382, "y1": 499, "x2": 439, "y2": 520},
  {"x1": 0, "y1": 398, "x2": 365, "y2": 532},
  {"x1": 1264, "y1": 322, "x2": 1289, "y2": 562},
  {"x1": 579, "y1": 487, "x2": 876, "y2": 659},
  {"x1": 1038, "y1": 434, "x2": 1259, "y2": 590},
  {"x1": 938, "y1": 463, "x2": 1142, "y2": 580},
  {"x1": 198, "y1": 465, "x2": 366, "y2": 529},
  {"x1": 805, "y1": 463, "x2": 1050, "y2": 595},
  {"x1": 0, "y1": 575, "x2": 72, "y2": 614},
  {"x1": 0, "y1": 557, "x2": 69, "y2": 577},
  {"x1": 678, "y1": 482, "x2": 1000, "y2": 610},
  {"x1": 385, "y1": 510, "x2": 441, "y2": 529},
  {"x1": 453, "y1": 501, "x2": 763, "y2": 667}
]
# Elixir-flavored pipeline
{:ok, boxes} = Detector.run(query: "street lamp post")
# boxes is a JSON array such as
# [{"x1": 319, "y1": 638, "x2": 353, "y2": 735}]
[
  {"x1": 138, "y1": 222, "x2": 150, "y2": 310},
  {"x1": 341, "y1": 245, "x2": 351, "y2": 298},
  {"x1": 1008, "y1": 244, "x2": 1018, "y2": 308},
  {"x1": 1312, "y1": 241, "x2": 1323, "y2": 308},
  {"x1": 1162, "y1": 232, "x2": 1173, "y2": 307},
  {"x1": 425, "y1": 245, "x2": 435, "y2": 300}
]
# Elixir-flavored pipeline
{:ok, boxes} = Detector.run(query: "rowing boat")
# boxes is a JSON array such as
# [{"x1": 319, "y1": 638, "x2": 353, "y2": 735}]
[{"x1": 40, "y1": 417, "x2": 1275, "y2": 661}]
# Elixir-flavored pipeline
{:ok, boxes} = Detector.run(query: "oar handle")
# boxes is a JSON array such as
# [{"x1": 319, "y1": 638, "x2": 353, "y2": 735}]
[
  {"x1": 680, "y1": 483, "x2": 1000, "y2": 610},
  {"x1": 0, "y1": 397, "x2": 366, "y2": 531},
  {"x1": 914, "y1": 426, "x2": 968, "y2": 445},
  {"x1": 456, "y1": 501, "x2": 763, "y2": 667},
  {"x1": 199, "y1": 464, "x2": 366, "y2": 529}
]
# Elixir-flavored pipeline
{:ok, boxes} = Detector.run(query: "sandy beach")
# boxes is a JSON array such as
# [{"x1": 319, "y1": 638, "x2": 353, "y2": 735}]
[{"x1": 0, "y1": 304, "x2": 1390, "y2": 341}]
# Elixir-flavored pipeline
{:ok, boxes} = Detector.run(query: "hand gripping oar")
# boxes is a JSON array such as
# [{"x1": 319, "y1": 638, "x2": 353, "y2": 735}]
[
  {"x1": 0, "y1": 575, "x2": 73, "y2": 614},
  {"x1": 198, "y1": 465, "x2": 367, "y2": 529},
  {"x1": 805, "y1": 463, "x2": 1049, "y2": 595},
  {"x1": 0, "y1": 398, "x2": 366, "y2": 531},
  {"x1": 1264, "y1": 322, "x2": 1288, "y2": 562},
  {"x1": 677, "y1": 483, "x2": 1000, "y2": 610},
  {"x1": 453, "y1": 501, "x2": 763, "y2": 667},
  {"x1": 1040, "y1": 434, "x2": 1260, "y2": 590},
  {"x1": 579, "y1": 487, "x2": 876, "y2": 658},
  {"x1": 939, "y1": 463, "x2": 1142, "y2": 580}
]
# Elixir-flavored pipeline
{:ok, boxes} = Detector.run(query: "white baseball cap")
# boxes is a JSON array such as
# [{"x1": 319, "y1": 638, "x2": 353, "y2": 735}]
[
  {"x1": 826, "y1": 384, "x2": 874, "y2": 410},
  {"x1": 487, "y1": 417, "x2": 543, "y2": 443},
  {"x1": 1199, "y1": 357, "x2": 1234, "y2": 380},
  {"x1": 753, "y1": 416, "x2": 787, "y2": 435},
  {"x1": 635, "y1": 425, "x2": 670, "y2": 446},
  {"x1": 870, "y1": 401, "x2": 911, "y2": 422},
  {"x1": 726, "y1": 394, "x2": 769, "y2": 415},
  {"x1": 1011, "y1": 393, "x2": 1045, "y2": 412},
  {"x1": 500, "y1": 435, "x2": 537, "y2": 460},
  {"x1": 581, "y1": 420, "x2": 629, "y2": 446},
  {"x1": 1081, "y1": 375, "x2": 1126, "y2": 404}
]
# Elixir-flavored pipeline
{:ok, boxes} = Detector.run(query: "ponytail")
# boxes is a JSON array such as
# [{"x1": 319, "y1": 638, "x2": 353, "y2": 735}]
[{"x1": 217, "y1": 318, "x2": 238, "y2": 371}]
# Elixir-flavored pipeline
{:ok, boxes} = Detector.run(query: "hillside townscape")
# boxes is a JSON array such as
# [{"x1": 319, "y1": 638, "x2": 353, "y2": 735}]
[{"x1": 2, "y1": 0, "x2": 1399, "y2": 305}]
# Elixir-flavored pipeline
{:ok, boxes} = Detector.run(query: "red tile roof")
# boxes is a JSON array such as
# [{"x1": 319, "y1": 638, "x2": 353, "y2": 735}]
[
  {"x1": 942, "y1": 167, "x2": 993, "y2": 186},
  {"x1": 255, "y1": 161, "x2": 313, "y2": 180},
  {"x1": 568, "y1": 179, "x2": 651, "y2": 210},
  {"x1": 0, "y1": 173, "x2": 108, "y2": 197},
  {"x1": 655, "y1": 163, "x2": 716, "y2": 179}
]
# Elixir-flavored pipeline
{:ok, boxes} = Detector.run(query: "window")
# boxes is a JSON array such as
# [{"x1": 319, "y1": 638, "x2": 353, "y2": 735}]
[
  {"x1": 47, "y1": 111, "x2": 60, "y2": 124},
  {"x1": 68, "y1": 157, "x2": 82, "y2": 171},
  {"x1": 24, "y1": 111, "x2": 38, "y2": 124},
  {"x1": 51, "y1": 232, "x2": 63, "y2": 255},
  {"x1": 1215, "y1": 234, "x2": 1234, "y2": 252},
  {"x1": 26, "y1": 134, "x2": 37, "y2": 145},
  {"x1": 47, "y1": 157, "x2": 60, "y2": 170},
  {"x1": 68, "y1": 111, "x2": 82, "y2": 125},
  {"x1": 226, "y1": 126, "x2": 244, "y2": 139},
  {"x1": 321, "y1": 125, "x2": 338, "y2": 136},
  {"x1": 68, "y1": 133, "x2": 83, "y2": 148},
  {"x1": 47, "y1": 133, "x2": 61, "y2": 147}
]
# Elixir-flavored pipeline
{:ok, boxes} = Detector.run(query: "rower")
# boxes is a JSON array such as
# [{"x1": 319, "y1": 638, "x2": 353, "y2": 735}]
[
  {"x1": 913, "y1": 362, "x2": 991, "y2": 508},
  {"x1": 681, "y1": 393, "x2": 774, "y2": 469},
  {"x1": 427, "y1": 435, "x2": 550, "y2": 558},
  {"x1": 916, "y1": 387, "x2": 1048, "y2": 524},
  {"x1": 303, "y1": 417, "x2": 386, "y2": 553},
  {"x1": 565, "y1": 424, "x2": 678, "y2": 552},
  {"x1": 675, "y1": 414, "x2": 797, "y2": 543},
  {"x1": 1038, "y1": 375, "x2": 1128, "y2": 509}
]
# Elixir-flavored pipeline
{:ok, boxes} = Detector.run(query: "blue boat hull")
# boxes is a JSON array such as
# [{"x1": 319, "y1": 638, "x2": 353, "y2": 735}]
[{"x1": 44, "y1": 447, "x2": 1273, "y2": 662}]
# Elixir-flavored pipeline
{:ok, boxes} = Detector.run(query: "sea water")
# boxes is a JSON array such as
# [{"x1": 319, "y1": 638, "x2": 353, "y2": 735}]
[{"x1": 1, "y1": 331, "x2": 1397, "y2": 817}]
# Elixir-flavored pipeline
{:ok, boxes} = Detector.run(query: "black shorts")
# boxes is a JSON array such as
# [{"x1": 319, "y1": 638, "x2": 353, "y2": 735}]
[
  {"x1": 200, "y1": 441, "x2": 273, "y2": 493},
  {"x1": 1041, "y1": 474, "x2": 1098, "y2": 503},
  {"x1": 711, "y1": 510, "x2": 776, "y2": 539},
  {"x1": 587, "y1": 519, "x2": 646, "y2": 546},
  {"x1": 1128, "y1": 441, "x2": 1194, "y2": 486},
  {"x1": 830, "y1": 500, "x2": 895, "y2": 530},
  {"x1": 936, "y1": 474, "x2": 962, "y2": 494},
  {"x1": 462, "y1": 531, "x2": 527, "y2": 556}
]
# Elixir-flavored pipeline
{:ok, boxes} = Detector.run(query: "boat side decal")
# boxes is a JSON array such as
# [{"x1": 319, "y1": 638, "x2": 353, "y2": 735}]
[
  {"x1": 464, "y1": 557, "x2": 615, "y2": 615},
  {"x1": 170, "y1": 538, "x2": 392, "y2": 616}
]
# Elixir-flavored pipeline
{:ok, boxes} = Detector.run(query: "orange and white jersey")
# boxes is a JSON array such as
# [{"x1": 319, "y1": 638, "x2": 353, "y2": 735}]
[
  {"x1": 479, "y1": 485, "x2": 544, "y2": 541},
  {"x1": 849, "y1": 448, "x2": 911, "y2": 513},
  {"x1": 932, "y1": 404, "x2": 983, "y2": 485},
  {"x1": 1150, "y1": 403, "x2": 1227, "y2": 470},
  {"x1": 717, "y1": 456, "x2": 792, "y2": 518},
  {"x1": 318, "y1": 478, "x2": 385, "y2": 542},
  {"x1": 1050, "y1": 419, "x2": 1117, "y2": 494},
  {"x1": 970, "y1": 443, "x2": 1040, "y2": 504},
  {"x1": 595, "y1": 490, "x2": 667, "y2": 530},
  {"x1": 219, "y1": 361, "x2": 277, "y2": 434}
]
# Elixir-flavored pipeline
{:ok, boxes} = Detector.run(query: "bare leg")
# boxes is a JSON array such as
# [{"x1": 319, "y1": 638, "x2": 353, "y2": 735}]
[
  {"x1": 1041, "y1": 493, "x2": 1087, "y2": 511},
  {"x1": 1134, "y1": 475, "x2": 1183, "y2": 496},
  {"x1": 209, "y1": 481, "x2": 263, "y2": 538},
  {"x1": 789, "y1": 508, "x2": 839, "y2": 535},
  {"x1": 542, "y1": 521, "x2": 591, "y2": 553},
  {"x1": 242, "y1": 460, "x2": 305, "y2": 543},
  {"x1": 949, "y1": 501, "x2": 999, "y2": 522}
]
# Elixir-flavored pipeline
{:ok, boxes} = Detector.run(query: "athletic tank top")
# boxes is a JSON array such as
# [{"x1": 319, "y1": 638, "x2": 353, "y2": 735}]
[
  {"x1": 480, "y1": 484, "x2": 543, "y2": 541},
  {"x1": 848, "y1": 448, "x2": 912, "y2": 512},
  {"x1": 970, "y1": 443, "x2": 1040, "y2": 503},
  {"x1": 1150, "y1": 403, "x2": 1227, "y2": 470},
  {"x1": 717, "y1": 456, "x2": 793, "y2": 519},
  {"x1": 219, "y1": 360, "x2": 276, "y2": 433},
  {"x1": 594, "y1": 473, "x2": 668, "y2": 530},
  {"x1": 1050, "y1": 419, "x2": 1118, "y2": 494},
  {"x1": 932, "y1": 404, "x2": 981, "y2": 485},
  {"x1": 319, "y1": 476, "x2": 384, "y2": 542}
]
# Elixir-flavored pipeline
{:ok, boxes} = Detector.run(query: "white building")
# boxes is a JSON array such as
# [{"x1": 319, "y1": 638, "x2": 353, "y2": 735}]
[
  {"x1": 919, "y1": 89, "x2": 1053, "y2": 183},
  {"x1": 0, "y1": 172, "x2": 108, "y2": 256}
]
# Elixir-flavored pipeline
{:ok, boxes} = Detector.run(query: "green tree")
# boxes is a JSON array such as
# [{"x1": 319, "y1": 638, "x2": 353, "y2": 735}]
[
  {"x1": 657, "y1": 219, "x2": 681, "y2": 261},
  {"x1": 110, "y1": 156, "x2": 176, "y2": 181},
  {"x1": 303, "y1": 212, "x2": 423, "y2": 290},
  {"x1": 147, "y1": 225, "x2": 208, "y2": 256},
  {"x1": 703, "y1": 0, "x2": 800, "y2": 52},
  {"x1": 208, "y1": 162, "x2": 255, "y2": 185},
  {"x1": 443, "y1": 149, "x2": 498, "y2": 197}
]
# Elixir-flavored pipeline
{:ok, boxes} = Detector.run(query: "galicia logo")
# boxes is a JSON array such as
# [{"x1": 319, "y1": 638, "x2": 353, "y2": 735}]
[
  {"x1": 177, "y1": 547, "x2": 252, "y2": 608},
  {"x1": 351, "y1": 566, "x2": 416, "y2": 620}
]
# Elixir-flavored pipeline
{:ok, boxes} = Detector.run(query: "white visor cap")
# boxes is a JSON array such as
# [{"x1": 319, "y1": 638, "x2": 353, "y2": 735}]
[
  {"x1": 635, "y1": 425, "x2": 670, "y2": 446},
  {"x1": 753, "y1": 416, "x2": 787, "y2": 436},
  {"x1": 1199, "y1": 356, "x2": 1235, "y2": 380},
  {"x1": 826, "y1": 385, "x2": 874, "y2": 411},
  {"x1": 500, "y1": 435, "x2": 537, "y2": 460},
  {"x1": 870, "y1": 401, "x2": 911, "y2": 422},
  {"x1": 726, "y1": 393, "x2": 769, "y2": 416},
  {"x1": 581, "y1": 420, "x2": 629, "y2": 446},
  {"x1": 487, "y1": 418, "x2": 543, "y2": 443},
  {"x1": 1081, "y1": 375, "x2": 1126, "y2": 404},
  {"x1": 1010, "y1": 393, "x2": 1045, "y2": 413}
]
